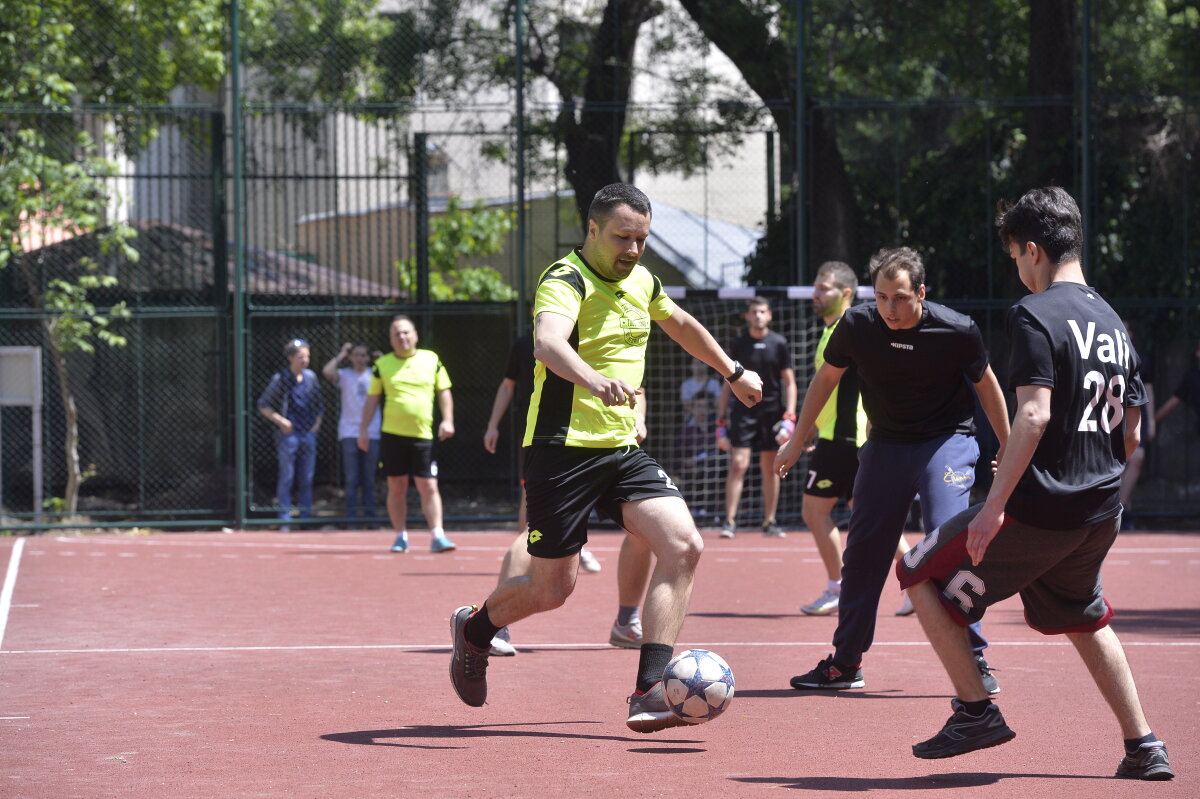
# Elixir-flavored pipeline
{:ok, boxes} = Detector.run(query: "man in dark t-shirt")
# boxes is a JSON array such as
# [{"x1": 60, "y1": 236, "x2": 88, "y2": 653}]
[
  {"x1": 716, "y1": 297, "x2": 797, "y2": 538},
  {"x1": 894, "y1": 187, "x2": 1173, "y2": 780},
  {"x1": 775, "y1": 247, "x2": 1011, "y2": 693}
]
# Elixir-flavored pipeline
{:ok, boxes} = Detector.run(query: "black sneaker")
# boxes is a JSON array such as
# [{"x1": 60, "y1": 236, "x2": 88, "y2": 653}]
[
  {"x1": 975, "y1": 654, "x2": 1000, "y2": 695},
  {"x1": 912, "y1": 698, "x2": 1015, "y2": 758},
  {"x1": 789, "y1": 655, "x2": 865, "y2": 689},
  {"x1": 1116, "y1": 741, "x2": 1174, "y2": 780},
  {"x1": 762, "y1": 520, "x2": 786, "y2": 538},
  {"x1": 449, "y1": 605, "x2": 489, "y2": 707}
]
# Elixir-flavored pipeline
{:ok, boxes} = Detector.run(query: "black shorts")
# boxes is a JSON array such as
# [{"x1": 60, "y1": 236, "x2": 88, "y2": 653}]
[
  {"x1": 379, "y1": 433, "x2": 436, "y2": 478},
  {"x1": 896, "y1": 502, "x2": 1118, "y2": 634},
  {"x1": 522, "y1": 445, "x2": 682, "y2": 559},
  {"x1": 804, "y1": 438, "x2": 859, "y2": 499},
  {"x1": 729, "y1": 404, "x2": 783, "y2": 452}
]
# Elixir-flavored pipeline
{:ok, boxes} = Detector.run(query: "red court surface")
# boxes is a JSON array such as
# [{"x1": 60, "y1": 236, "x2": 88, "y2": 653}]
[{"x1": 1, "y1": 528, "x2": 1196, "y2": 798}]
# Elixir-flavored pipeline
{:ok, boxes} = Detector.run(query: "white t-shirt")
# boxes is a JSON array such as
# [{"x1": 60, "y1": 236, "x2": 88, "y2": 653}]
[{"x1": 338, "y1": 367, "x2": 382, "y2": 439}]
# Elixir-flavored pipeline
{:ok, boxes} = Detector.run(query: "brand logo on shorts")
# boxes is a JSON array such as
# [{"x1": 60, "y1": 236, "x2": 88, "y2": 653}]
[
  {"x1": 943, "y1": 465, "x2": 972, "y2": 485},
  {"x1": 817, "y1": 479, "x2": 833, "y2": 489},
  {"x1": 528, "y1": 529, "x2": 543, "y2": 544}
]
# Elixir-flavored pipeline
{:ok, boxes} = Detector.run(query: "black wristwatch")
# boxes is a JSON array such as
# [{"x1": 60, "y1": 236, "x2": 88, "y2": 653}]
[{"x1": 725, "y1": 361, "x2": 744, "y2": 383}]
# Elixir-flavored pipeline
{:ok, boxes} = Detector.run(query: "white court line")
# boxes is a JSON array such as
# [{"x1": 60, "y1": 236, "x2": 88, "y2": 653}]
[
  {"x1": 2, "y1": 639, "x2": 1196, "y2": 656},
  {"x1": 0, "y1": 538, "x2": 26, "y2": 649}
]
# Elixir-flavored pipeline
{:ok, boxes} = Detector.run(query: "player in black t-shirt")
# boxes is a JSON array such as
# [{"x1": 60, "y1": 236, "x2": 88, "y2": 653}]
[
  {"x1": 716, "y1": 297, "x2": 797, "y2": 538},
  {"x1": 776, "y1": 247, "x2": 1011, "y2": 694},
  {"x1": 895, "y1": 187, "x2": 1173, "y2": 780}
]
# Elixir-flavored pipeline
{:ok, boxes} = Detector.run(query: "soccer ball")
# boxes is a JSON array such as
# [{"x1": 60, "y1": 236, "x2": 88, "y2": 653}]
[{"x1": 662, "y1": 648, "x2": 735, "y2": 724}]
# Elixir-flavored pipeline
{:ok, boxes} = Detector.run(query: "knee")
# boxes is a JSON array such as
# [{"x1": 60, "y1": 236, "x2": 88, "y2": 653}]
[
  {"x1": 530, "y1": 575, "x2": 575, "y2": 611},
  {"x1": 661, "y1": 527, "x2": 703, "y2": 572}
]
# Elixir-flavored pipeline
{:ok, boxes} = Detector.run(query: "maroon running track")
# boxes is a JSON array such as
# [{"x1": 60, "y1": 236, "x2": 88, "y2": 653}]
[{"x1": 1, "y1": 528, "x2": 1196, "y2": 798}]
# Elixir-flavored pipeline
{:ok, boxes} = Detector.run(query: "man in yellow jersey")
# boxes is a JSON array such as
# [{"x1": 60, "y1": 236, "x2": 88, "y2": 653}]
[
  {"x1": 449, "y1": 184, "x2": 763, "y2": 732},
  {"x1": 797, "y1": 262, "x2": 915, "y2": 617},
  {"x1": 358, "y1": 315, "x2": 456, "y2": 554}
]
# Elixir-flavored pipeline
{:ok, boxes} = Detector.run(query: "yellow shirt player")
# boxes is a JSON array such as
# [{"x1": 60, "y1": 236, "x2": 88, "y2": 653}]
[
  {"x1": 448, "y1": 183, "x2": 763, "y2": 734},
  {"x1": 358, "y1": 315, "x2": 456, "y2": 554}
]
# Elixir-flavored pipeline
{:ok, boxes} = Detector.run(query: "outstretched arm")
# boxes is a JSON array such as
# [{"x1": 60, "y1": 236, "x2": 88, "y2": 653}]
[
  {"x1": 774, "y1": 363, "x2": 843, "y2": 478},
  {"x1": 655, "y1": 307, "x2": 762, "y2": 409}
]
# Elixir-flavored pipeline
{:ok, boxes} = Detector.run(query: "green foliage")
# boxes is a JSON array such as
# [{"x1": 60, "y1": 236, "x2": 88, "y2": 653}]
[
  {"x1": 43, "y1": 270, "x2": 131, "y2": 354},
  {"x1": 397, "y1": 197, "x2": 516, "y2": 301}
]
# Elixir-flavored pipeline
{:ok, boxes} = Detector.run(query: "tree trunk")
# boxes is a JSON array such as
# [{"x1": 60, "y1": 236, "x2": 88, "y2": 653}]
[{"x1": 47, "y1": 333, "x2": 83, "y2": 516}]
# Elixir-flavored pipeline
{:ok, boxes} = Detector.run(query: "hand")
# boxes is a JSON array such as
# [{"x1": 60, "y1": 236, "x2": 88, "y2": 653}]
[
  {"x1": 966, "y1": 501, "x2": 1005, "y2": 565},
  {"x1": 483, "y1": 427, "x2": 499, "y2": 454},
  {"x1": 339, "y1": 342, "x2": 353, "y2": 358},
  {"x1": 635, "y1": 416, "x2": 648, "y2": 443},
  {"x1": 278, "y1": 418, "x2": 294, "y2": 435},
  {"x1": 357, "y1": 433, "x2": 369, "y2": 452},
  {"x1": 438, "y1": 420, "x2": 455, "y2": 441},
  {"x1": 590, "y1": 378, "x2": 640, "y2": 408},
  {"x1": 730, "y1": 369, "x2": 763, "y2": 408},
  {"x1": 773, "y1": 417, "x2": 795, "y2": 446},
  {"x1": 773, "y1": 435, "x2": 802, "y2": 479},
  {"x1": 990, "y1": 443, "x2": 1007, "y2": 475}
]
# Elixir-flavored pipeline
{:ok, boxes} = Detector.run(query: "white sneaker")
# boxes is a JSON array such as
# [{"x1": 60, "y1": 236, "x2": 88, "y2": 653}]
[
  {"x1": 609, "y1": 619, "x2": 643, "y2": 649},
  {"x1": 895, "y1": 591, "x2": 915, "y2": 616},
  {"x1": 801, "y1": 588, "x2": 840, "y2": 616},
  {"x1": 579, "y1": 548, "x2": 602, "y2": 573},
  {"x1": 489, "y1": 626, "x2": 516, "y2": 656}
]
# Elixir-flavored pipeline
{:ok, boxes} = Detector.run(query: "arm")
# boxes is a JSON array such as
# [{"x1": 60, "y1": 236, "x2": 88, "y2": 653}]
[
  {"x1": 322, "y1": 342, "x2": 352, "y2": 384},
  {"x1": 1143, "y1": 384, "x2": 1155, "y2": 441},
  {"x1": 1124, "y1": 406, "x2": 1143, "y2": 459},
  {"x1": 966, "y1": 384, "x2": 1051, "y2": 565},
  {"x1": 357, "y1": 393, "x2": 381, "y2": 451},
  {"x1": 437, "y1": 388, "x2": 455, "y2": 440},
  {"x1": 773, "y1": 362, "x2": 845, "y2": 478},
  {"x1": 484, "y1": 377, "x2": 516, "y2": 453},
  {"x1": 535, "y1": 311, "x2": 640, "y2": 407},
  {"x1": 635, "y1": 386, "x2": 649, "y2": 443},
  {"x1": 780, "y1": 366, "x2": 797, "y2": 417},
  {"x1": 973, "y1": 365, "x2": 1012, "y2": 466},
  {"x1": 654, "y1": 307, "x2": 763, "y2": 409},
  {"x1": 257, "y1": 376, "x2": 293, "y2": 434}
]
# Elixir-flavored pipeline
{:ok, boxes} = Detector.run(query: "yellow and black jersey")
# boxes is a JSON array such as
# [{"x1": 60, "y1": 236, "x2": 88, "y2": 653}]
[
  {"x1": 524, "y1": 249, "x2": 675, "y2": 448},
  {"x1": 813, "y1": 318, "x2": 868, "y2": 446},
  {"x1": 368, "y1": 349, "x2": 451, "y2": 439}
]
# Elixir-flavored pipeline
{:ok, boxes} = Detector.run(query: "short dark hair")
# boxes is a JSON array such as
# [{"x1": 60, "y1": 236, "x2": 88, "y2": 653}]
[
  {"x1": 588, "y1": 183, "x2": 652, "y2": 226},
  {"x1": 391, "y1": 314, "x2": 414, "y2": 326},
  {"x1": 995, "y1": 186, "x2": 1083, "y2": 264},
  {"x1": 868, "y1": 247, "x2": 925, "y2": 289},
  {"x1": 747, "y1": 296, "x2": 771, "y2": 312},
  {"x1": 816, "y1": 260, "x2": 858, "y2": 293}
]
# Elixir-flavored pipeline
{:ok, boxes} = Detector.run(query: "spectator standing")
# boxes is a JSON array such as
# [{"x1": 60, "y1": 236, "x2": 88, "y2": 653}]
[
  {"x1": 717, "y1": 297, "x2": 797, "y2": 538},
  {"x1": 358, "y1": 315, "x2": 456, "y2": 554},
  {"x1": 257, "y1": 338, "x2": 324, "y2": 531},
  {"x1": 322, "y1": 342, "x2": 383, "y2": 527}
]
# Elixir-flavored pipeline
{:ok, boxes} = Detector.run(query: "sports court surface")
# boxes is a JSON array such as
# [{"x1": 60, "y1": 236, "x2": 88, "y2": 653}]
[{"x1": 1, "y1": 528, "x2": 1196, "y2": 798}]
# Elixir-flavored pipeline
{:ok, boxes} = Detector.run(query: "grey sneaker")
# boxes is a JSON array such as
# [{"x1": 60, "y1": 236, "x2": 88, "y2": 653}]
[
  {"x1": 975, "y1": 654, "x2": 1000, "y2": 695},
  {"x1": 449, "y1": 605, "x2": 489, "y2": 707},
  {"x1": 489, "y1": 625, "x2": 516, "y2": 657},
  {"x1": 1116, "y1": 741, "x2": 1174, "y2": 780},
  {"x1": 801, "y1": 588, "x2": 840, "y2": 616},
  {"x1": 609, "y1": 619, "x2": 643, "y2": 649},
  {"x1": 719, "y1": 519, "x2": 736, "y2": 539},
  {"x1": 912, "y1": 698, "x2": 1015, "y2": 759},
  {"x1": 762, "y1": 520, "x2": 786, "y2": 538},
  {"x1": 626, "y1": 682, "x2": 690, "y2": 733},
  {"x1": 789, "y1": 655, "x2": 864, "y2": 689}
]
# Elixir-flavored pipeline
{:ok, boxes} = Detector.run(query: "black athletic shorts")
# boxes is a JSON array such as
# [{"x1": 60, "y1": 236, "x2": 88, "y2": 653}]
[
  {"x1": 522, "y1": 445, "x2": 682, "y2": 559},
  {"x1": 379, "y1": 433, "x2": 436, "y2": 478},
  {"x1": 729, "y1": 403, "x2": 783, "y2": 452},
  {"x1": 804, "y1": 438, "x2": 859, "y2": 499},
  {"x1": 896, "y1": 502, "x2": 1118, "y2": 634}
]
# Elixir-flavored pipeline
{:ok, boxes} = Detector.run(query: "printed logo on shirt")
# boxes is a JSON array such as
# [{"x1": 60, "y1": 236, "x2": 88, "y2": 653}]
[
  {"x1": 619, "y1": 303, "x2": 651, "y2": 346},
  {"x1": 890, "y1": 342, "x2": 914, "y2": 351}
]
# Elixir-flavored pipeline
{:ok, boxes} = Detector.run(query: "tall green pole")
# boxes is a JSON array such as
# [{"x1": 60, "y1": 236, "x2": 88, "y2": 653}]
[
  {"x1": 230, "y1": 0, "x2": 248, "y2": 527},
  {"x1": 515, "y1": 0, "x2": 528, "y2": 333},
  {"x1": 793, "y1": 0, "x2": 808, "y2": 285},
  {"x1": 1080, "y1": 0, "x2": 1092, "y2": 266}
]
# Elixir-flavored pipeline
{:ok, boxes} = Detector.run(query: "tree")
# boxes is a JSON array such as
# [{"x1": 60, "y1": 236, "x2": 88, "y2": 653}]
[{"x1": 396, "y1": 196, "x2": 517, "y2": 301}]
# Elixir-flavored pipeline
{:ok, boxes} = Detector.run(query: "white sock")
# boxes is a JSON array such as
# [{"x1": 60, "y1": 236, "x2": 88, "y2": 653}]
[
  {"x1": 396, "y1": 530, "x2": 408, "y2": 539},
  {"x1": 431, "y1": 526, "x2": 444, "y2": 538},
  {"x1": 827, "y1": 579, "x2": 842, "y2": 593}
]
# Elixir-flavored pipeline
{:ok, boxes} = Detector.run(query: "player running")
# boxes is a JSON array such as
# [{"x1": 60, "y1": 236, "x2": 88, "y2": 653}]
[{"x1": 448, "y1": 183, "x2": 762, "y2": 732}]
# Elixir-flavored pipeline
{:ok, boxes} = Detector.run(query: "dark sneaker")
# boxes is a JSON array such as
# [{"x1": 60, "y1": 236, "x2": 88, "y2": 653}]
[
  {"x1": 975, "y1": 654, "x2": 1000, "y2": 695},
  {"x1": 762, "y1": 520, "x2": 786, "y2": 538},
  {"x1": 626, "y1": 682, "x2": 689, "y2": 733},
  {"x1": 1116, "y1": 741, "x2": 1174, "y2": 780},
  {"x1": 912, "y1": 699, "x2": 1016, "y2": 758},
  {"x1": 719, "y1": 519, "x2": 736, "y2": 539},
  {"x1": 449, "y1": 605, "x2": 489, "y2": 707},
  {"x1": 789, "y1": 655, "x2": 865, "y2": 689}
]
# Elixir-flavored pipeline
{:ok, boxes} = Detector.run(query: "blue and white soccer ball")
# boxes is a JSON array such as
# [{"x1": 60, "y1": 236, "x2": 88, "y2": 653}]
[{"x1": 662, "y1": 648, "x2": 735, "y2": 724}]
